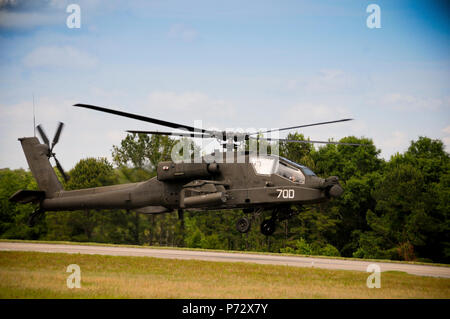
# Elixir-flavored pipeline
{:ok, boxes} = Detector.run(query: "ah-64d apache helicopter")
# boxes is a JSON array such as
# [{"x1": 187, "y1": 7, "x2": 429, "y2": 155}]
[{"x1": 10, "y1": 104, "x2": 363, "y2": 236}]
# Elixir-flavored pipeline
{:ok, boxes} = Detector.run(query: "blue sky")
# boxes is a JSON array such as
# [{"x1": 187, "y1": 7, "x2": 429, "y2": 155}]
[{"x1": 0, "y1": 0, "x2": 449, "y2": 170}]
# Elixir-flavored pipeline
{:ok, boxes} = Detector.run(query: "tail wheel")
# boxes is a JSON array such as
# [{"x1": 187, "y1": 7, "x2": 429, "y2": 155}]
[
  {"x1": 236, "y1": 217, "x2": 251, "y2": 233},
  {"x1": 260, "y1": 219, "x2": 276, "y2": 236}
]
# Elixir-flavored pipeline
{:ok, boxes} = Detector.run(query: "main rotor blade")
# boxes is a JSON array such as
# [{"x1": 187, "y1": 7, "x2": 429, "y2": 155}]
[
  {"x1": 51, "y1": 122, "x2": 64, "y2": 151},
  {"x1": 252, "y1": 137, "x2": 365, "y2": 146},
  {"x1": 126, "y1": 130, "x2": 213, "y2": 138},
  {"x1": 75, "y1": 103, "x2": 215, "y2": 135},
  {"x1": 249, "y1": 119, "x2": 353, "y2": 135},
  {"x1": 53, "y1": 156, "x2": 69, "y2": 182},
  {"x1": 36, "y1": 125, "x2": 50, "y2": 146}
]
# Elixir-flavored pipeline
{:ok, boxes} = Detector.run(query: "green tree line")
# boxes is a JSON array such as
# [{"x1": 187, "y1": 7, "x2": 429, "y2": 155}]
[{"x1": 0, "y1": 133, "x2": 448, "y2": 263}]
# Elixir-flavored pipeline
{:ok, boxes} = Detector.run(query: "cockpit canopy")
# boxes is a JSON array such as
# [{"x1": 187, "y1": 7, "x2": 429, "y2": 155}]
[{"x1": 249, "y1": 155, "x2": 316, "y2": 184}]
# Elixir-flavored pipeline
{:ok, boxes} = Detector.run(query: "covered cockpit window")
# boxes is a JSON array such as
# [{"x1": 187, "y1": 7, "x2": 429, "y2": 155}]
[
  {"x1": 249, "y1": 156, "x2": 277, "y2": 175},
  {"x1": 280, "y1": 157, "x2": 317, "y2": 176},
  {"x1": 275, "y1": 160, "x2": 305, "y2": 184},
  {"x1": 298, "y1": 165, "x2": 316, "y2": 176},
  {"x1": 250, "y1": 155, "x2": 315, "y2": 184}
]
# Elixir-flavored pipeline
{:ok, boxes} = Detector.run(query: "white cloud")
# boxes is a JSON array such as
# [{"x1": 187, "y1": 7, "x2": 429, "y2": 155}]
[
  {"x1": 442, "y1": 125, "x2": 450, "y2": 135},
  {"x1": 443, "y1": 137, "x2": 450, "y2": 152},
  {"x1": 382, "y1": 131, "x2": 408, "y2": 149},
  {"x1": 371, "y1": 130, "x2": 411, "y2": 159},
  {"x1": 443, "y1": 126, "x2": 450, "y2": 153},
  {"x1": 23, "y1": 45, "x2": 98, "y2": 69}
]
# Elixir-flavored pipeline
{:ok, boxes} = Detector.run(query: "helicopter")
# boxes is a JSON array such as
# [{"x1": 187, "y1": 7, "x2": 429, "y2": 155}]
[{"x1": 9, "y1": 103, "x2": 363, "y2": 236}]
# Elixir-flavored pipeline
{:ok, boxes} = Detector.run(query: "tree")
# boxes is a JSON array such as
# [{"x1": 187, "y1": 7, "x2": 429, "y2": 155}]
[
  {"x1": 312, "y1": 136, "x2": 383, "y2": 181},
  {"x1": 66, "y1": 158, "x2": 116, "y2": 190},
  {"x1": 333, "y1": 172, "x2": 381, "y2": 256},
  {"x1": 354, "y1": 137, "x2": 450, "y2": 262},
  {"x1": 354, "y1": 163, "x2": 426, "y2": 260},
  {"x1": 0, "y1": 168, "x2": 43, "y2": 239},
  {"x1": 279, "y1": 132, "x2": 315, "y2": 169},
  {"x1": 112, "y1": 133, "x2": 175, "y2": 169},
  {"x1": 302, "y1": 137, "x2": 384, "y2": 256}
]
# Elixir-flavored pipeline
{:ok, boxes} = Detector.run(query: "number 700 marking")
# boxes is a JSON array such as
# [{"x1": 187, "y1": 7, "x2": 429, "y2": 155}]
[{"x1": 276, "y1": 189, "x2": 295, "y2": 199}]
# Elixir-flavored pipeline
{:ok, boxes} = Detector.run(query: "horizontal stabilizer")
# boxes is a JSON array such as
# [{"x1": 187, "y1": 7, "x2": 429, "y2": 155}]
[{"x1": 9, "y1": 190, "x2": 45, "y2": 204}]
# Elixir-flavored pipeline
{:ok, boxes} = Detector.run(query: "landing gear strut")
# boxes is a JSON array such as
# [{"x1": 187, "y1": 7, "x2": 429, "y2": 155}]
[
  {"x1": 236, "y1": 207, "x2": 300, "y2": 236},
  {"x1": 259, "y1": 206, "x2": 301, "y2": 236},
  {"x1": 260, "y1": 208, "x2": 279, "y2": 236}
]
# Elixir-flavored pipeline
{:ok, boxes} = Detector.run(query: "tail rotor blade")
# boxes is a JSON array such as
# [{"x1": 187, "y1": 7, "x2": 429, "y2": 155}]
[
  {"x1": 36, "y1": 125, "x2": 50, "y2": 146},
  {"x1": 51, "y1": 122, "x2": 64, "y2": 151},
  {"x1": 53, "y1": 156, "x2": 69, "y2": 182}
]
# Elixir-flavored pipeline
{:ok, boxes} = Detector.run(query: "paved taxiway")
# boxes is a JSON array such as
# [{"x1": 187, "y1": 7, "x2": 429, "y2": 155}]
[{"x1": 0, "y1": 242, "x2": 449, "y2": 278}]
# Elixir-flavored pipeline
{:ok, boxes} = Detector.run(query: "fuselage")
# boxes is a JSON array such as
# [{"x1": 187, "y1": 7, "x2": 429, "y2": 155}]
[{"x1": 40, "y1": 151, "x2": 342, "y2": 213}]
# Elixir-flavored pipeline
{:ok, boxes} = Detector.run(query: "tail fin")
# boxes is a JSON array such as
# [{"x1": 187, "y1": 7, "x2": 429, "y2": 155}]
[{"x1": 19, "y1": 137, "x2": 63, "y2": 197}]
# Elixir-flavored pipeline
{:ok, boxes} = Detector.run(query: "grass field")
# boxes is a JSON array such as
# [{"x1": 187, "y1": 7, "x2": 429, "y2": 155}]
[{"x1": 0, "y1": 251, "x2": 449, "y2": 298}]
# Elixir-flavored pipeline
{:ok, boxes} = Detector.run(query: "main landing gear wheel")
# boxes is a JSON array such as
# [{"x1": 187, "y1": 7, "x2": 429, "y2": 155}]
[
  {"x1": 236, "y1": 217, "x2": 251, "y2": 233},
  {"x1": 260, "y1": 219, "x2": 276, "y2": 236}
]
